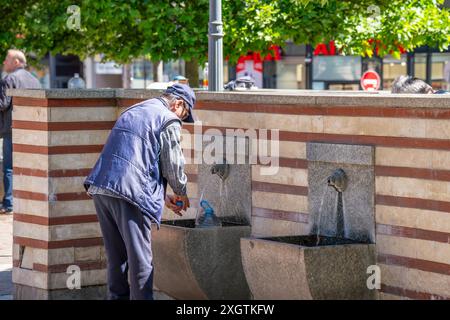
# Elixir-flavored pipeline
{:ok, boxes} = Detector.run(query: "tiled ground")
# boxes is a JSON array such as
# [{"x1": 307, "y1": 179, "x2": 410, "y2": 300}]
[{"x1": 0, "y1": 214, "x2": 12, "y2": 300}]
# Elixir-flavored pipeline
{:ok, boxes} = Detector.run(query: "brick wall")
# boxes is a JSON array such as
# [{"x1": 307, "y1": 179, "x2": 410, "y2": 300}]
[{"x1": 9, "y1": 89, "x2": 450, "y2": 300}]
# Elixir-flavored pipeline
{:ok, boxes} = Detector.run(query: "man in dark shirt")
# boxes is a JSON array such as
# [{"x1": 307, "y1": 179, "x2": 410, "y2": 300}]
[{"x1": 0, "y1": 49, "x2": 41, "y2": 214}]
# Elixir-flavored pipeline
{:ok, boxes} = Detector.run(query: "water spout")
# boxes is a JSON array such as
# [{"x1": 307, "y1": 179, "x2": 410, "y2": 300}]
[
  {"x1": 327, "y1": 168, "x2": 347, "y2": 192},
  {"x1": 211, "y1": 159, "x2": 230, "y2": 181}
]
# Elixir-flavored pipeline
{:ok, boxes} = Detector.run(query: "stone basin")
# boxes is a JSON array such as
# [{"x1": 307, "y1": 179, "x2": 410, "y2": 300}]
[
  {"x1": 152, "y1": 217, "x2": 251, "y2": 300},
  {"x1": 240, "y1": 235, "x2": 376, "y2": 300}
]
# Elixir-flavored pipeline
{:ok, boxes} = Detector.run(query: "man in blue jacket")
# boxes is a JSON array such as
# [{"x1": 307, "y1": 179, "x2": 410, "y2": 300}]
[{"x1": 84, "y1": 84, "x2": 195, "y2": 300}]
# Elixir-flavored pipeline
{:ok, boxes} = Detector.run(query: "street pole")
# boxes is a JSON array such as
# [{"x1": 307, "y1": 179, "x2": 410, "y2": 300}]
[{"x1": 208, "y1": 0, "x2": 223, "y2": 91}]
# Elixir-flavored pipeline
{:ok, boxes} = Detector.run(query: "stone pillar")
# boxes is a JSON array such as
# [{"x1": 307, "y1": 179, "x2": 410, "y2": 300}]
[{"x1": 9, "y1": 89, "x2": 117, "y2": 299}]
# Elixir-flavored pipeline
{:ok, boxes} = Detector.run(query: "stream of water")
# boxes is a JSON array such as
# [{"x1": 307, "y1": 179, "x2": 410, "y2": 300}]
[{"x1": 315, "y1": 186, "x2": 333, "y2": 246}]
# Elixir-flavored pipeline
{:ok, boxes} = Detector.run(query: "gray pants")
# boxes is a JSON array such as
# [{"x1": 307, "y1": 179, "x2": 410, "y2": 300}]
[{"x1": 92, "y1": 194, "x2": 154, "y2": 300}]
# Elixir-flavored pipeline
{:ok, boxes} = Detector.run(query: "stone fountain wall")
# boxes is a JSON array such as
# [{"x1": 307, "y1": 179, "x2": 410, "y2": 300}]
[
  {"x1": 197, "y1": 135, "x2": 251, "y2": 225},
  {"x1": 8, "y1": 89, "x2": 450, "y2": 300},
  {"x1": 307, "y1": 142, "x2": 375, "y2": 243}
]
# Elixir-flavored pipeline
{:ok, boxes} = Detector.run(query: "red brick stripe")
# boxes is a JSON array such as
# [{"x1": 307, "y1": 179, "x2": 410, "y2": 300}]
[
  {"x1": 47, "y1": 99, "x2": 116, "y2": 107},
  {"x1": 380, "y1": 284, "x2": 449, "y2": 300},
  {"x1": 13, "y1": 97, "x2": 48, "y2": 107},
  {"x1": 12, "y1": 260, "x2": 106, "y2": 272},
  {"x1": 13, "y1": 144, "x2": 103, "y2": 154},
  {"x1": 186, "y1": 173, "x2": 198, "y2": 183},
  {"x1": 278, "y1": 132, "x2": 450, "y2": 151},
  {"x1": 252, "y1": 181, "x2": 308, "y2": 196},
  {"x1": 13, "y1": 167, "x2": 93, "y2": 178},
  {"x1": 14, "y1": 163, "x2": 450, "y2": 182},
  {"x1": 196, "y1": 101, "x2": 450, "y2": 119},
  {"x1": 97, "y1": 98, "x2": 450, "y2": 119},
  {"x1": 13, "y1": 190, "x2": 47, "y2": 201},
  {"x1": 376, "y1": 166, "x2": 450, "y2": 182},
  {"x1": 377, "y1": 224, "x2": 450, "y2": 243},
  {"x1": 54, "y1": 192, "x2": 91, "y2": 201},
  {"x1": 14, "y1": 213, "x2": 98, "y2": 226},
  {"x1": 13, "y1": 167, "x2": 48, "y2": 177},
  {"x1": 32, "y1": 261, "x2": 106, "y2": 273},
  {"x1": 376, "y1": 195, "x2": 450, "y2": 213},
  {"x1": 13, "y1": 120, "x2": 115, "y2": 131},
  {"x1": 277, "y1": 158, "x2": 308, "y2": 169},
  {"x1": 49, "y1": 169, "x2": 92, "y2": 177},
  {"x1": 256, "y1": 157, "x2": 308, "y2": 169},
  {"x1": 13, "y1": 190, "x2": 90, "y2": 201},
  {"x1": 14, "y1": 236, "x2": 103, "y2": 249},
  {"x1": 183, "y1": 125, "x2": 450, "y2": 151},
  {"x1": 252, "y1": 207, "x2": 309, "y2": 223},
  {"x1": 117, "y1": 99, "x2": 147, "y2": 108},
  {"x1": 13, "y1": 97, "x2": 117, "y2": 107},
  {"x1": 12, "y1": 131, "x2": 450, "y2": 157},
  {"x1": 378, "y1": 253, "x2": 450, "y2": 276}
]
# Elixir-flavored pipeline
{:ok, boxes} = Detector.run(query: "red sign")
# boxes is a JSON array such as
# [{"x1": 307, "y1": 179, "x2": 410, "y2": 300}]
[
  {"x1": 360, "y1": 70, "x2": 381, "y2": 91},
  {"x1": 314, "y1": 41, "x2": 336, "y2": 56}
]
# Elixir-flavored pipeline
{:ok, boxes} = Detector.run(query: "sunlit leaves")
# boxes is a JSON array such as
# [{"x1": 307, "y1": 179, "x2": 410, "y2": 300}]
[{"x1": 0, "y1": 0, "x2": 448, "y2": 66}]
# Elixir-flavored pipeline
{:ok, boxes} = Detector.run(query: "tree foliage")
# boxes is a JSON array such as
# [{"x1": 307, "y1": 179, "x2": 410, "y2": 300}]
[
  {"x1": 0, "y1": 0, "x2": 448, "y2": 66},
  {"x1": 224, "y1": 0, "x2": 450, "y2": 60}
]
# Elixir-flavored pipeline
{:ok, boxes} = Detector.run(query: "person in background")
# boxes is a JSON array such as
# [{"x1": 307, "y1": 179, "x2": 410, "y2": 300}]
[
  {"x1": 391, "y1": 75, "x2": 434, "y2": 94},
  {"x1": 84, "y1": 83, "x2": 195, "y2": 300},
  {"x1": 391, "y1": 75, "x2": 449, "y2": 94},
  {"x1": 172, "y1": 75, "x2": 189, "y2": 85},
  {"x1": 0, "y1": 49, "x2": 41, "y2": 214}
]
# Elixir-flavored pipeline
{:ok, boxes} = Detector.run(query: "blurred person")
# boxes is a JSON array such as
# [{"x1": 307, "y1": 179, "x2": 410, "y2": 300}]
[
  {"x1": 391, "y1": 75, "x2": 434, "y2": 94},
  {"x1": 391, "y1": 75, "x2": 449, "y2": 94},
  {"x1": 0, "y1": 49, "x2": 41, "y2": 214},
  {"x1": 172, "y1": 75, "x2": 189, "y2": 85}
]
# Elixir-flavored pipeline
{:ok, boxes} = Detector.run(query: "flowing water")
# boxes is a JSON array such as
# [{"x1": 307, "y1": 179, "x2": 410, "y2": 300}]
[
  {"x1": 195, "y1": 186, "x2": 207, "y2": 226},
  {"x1": 315, "y1": 186, "x2": 333, "y2": 246}
]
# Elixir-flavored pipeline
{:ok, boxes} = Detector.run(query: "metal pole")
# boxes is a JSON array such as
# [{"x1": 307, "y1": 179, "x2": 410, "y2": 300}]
[
  {"x1": 407, "y1": 52, "x2": 415, "y2": 78},
  {"x1": 425, "y1": 47, "x2": 432, "y2": 85},
  {"x1": 305, "y1": 44, "x2": 313, "y2": 89},
  {"x1": 208, "y1": 0, "x2": 223, "y2": 91}
]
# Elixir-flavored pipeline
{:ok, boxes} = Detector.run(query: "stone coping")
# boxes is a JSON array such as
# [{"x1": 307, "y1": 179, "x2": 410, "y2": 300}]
[
  {"x1": 7, "y1": 88, "x2": 450, "y2": 108},
  {"x1": 307, "y1": 142, "x2": 374, "y2": 166}
]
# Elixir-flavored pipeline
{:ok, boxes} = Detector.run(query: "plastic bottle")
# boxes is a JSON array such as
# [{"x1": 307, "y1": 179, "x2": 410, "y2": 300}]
[
  {"x1": 68, "y1": 73, "x2": 86, "y2": 89},
  {"x1": 195, "y1": 200, "x2": 221, "y2": 228}
]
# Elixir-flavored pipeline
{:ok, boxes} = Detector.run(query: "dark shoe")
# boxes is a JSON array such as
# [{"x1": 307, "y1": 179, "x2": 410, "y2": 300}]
[{"x1": 0, "y1": 207, "x2": 13, "y2": 214}]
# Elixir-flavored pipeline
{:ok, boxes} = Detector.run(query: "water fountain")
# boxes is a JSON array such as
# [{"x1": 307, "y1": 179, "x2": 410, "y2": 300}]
[
  {"x1": 240, "y1": 142, "x2": 377, "y2": 299},
  {"x1": 151, "y1": 136, "x2": 251, "y2": 299}
]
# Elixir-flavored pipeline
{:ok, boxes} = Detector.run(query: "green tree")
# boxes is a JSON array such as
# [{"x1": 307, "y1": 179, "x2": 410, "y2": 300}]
[
  {"x1": 224, "y1": 0, "x2": 450, "y2": 60},
  {"x1": 1, "y1": 0, "x2": 448, "y2": 85}
]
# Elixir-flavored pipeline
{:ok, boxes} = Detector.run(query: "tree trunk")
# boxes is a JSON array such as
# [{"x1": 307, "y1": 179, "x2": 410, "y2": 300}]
[
  {"x1": 184, "y1": 58, "x2": 199, "y2": 88},
  {"x1": 152, "y1": 60, "x2": 162, "y2": 82}
]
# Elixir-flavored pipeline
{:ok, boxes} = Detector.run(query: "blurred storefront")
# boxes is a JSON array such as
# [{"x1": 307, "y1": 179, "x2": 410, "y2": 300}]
[
  {"x1": 227, "y1": 42, "x2": 450, "y2": 91},
  {"x1": 18, "y1": 54, "x2": 83, "y2": 89},
  {"x1": 21, "y1": 44, "x2": 449, "y2": 91},
  {"x1": 129, "y1": 59, "x2": 184, "y2": 89}
]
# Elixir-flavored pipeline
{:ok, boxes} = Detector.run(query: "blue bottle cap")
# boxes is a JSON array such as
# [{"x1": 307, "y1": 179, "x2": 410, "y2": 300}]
[{"x1": 200, "y1": 200, "x2": 214, "y2": 215}]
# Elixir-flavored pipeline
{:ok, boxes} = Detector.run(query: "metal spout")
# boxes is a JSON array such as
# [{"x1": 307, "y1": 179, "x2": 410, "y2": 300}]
[
  {"x1": 211, "y1": 160, "x2": 230, "y2": 181},
  {"x1": 327, "y1": 168, "x2": 347, "y2": 192}
]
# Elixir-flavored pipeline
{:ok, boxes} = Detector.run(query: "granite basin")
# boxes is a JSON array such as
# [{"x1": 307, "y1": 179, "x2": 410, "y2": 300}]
[
  {"x1": 240, "y1": 235, "x2": 376, "y2": 300},
  {"x1": 152, "y1": 218, "x2": 251, "y2": 300}
]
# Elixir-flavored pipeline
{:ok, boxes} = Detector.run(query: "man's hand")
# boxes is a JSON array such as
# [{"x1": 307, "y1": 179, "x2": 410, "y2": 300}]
[{"x1": 165, "y1": 194, "x2": 190, "y2": 216}]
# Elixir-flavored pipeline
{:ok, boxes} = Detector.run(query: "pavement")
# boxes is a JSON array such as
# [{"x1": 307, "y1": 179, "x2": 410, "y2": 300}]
[{"x1": 0, "y1": 213, "x2": 13, "y2": 300}]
